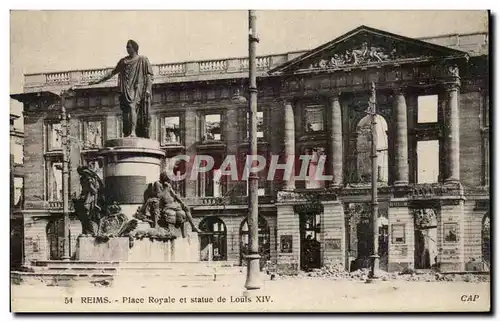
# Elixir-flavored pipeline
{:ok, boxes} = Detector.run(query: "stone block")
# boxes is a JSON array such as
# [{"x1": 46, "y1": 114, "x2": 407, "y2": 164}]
[{"x1": 76, "y1": 236, "x2": 129, "y2": 261}]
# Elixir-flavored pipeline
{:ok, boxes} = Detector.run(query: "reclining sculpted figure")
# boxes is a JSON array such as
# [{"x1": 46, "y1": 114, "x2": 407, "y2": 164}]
[{"x1": 138, "y1": 171, "x2": 201, "y2": 237}]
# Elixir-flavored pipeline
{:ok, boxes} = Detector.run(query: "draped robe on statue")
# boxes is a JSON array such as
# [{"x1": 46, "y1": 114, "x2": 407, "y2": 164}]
[{"x1": 115, "y1": 55, "x2": 154, "y2": 137}]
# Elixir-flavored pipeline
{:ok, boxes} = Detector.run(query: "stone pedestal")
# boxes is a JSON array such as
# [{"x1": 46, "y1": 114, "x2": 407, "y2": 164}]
[
  {"x1": 76, "y1": 232, "x2": 200, "y2": 262},
  {"x1": 99, "y1": 137, "x2": 165, "y2": 219}
]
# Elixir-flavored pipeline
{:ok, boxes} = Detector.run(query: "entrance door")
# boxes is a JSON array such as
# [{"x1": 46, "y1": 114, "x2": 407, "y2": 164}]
[
  {"x1": 300, "y1": 213, "x2": 321, "y2": 271},
  {"x1": 355, "y1": 215, "x2": 373, "y2": 269},
  {"x1": 10, "y1": 219, "x2": 24, "y2": 269},
  {"x1": 198, "y1": 216, "x2": 227, "y2": 261},
  {"x1": 240, "y1": 216, "x2": 270, "y2": 269},
  {"x1": 46, "y1": 218, "x2": 64, "y2": 260},
  {"x1": 414, "y1": 208, "x2": 438, "y2": 270}
]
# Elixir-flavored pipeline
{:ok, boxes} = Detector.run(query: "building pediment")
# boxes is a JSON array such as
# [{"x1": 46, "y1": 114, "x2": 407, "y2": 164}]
[{"x1": 269, "y1": 25, "x2": 468, "y2": 75}]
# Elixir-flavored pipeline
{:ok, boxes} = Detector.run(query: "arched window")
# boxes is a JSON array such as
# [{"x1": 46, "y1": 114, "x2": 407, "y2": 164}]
[
  {"x1": 240, "y1": 216, "x2": 271, "y2": 268},
  {"x1": 198, "y1": 217, "x2": 227, "y2": 261},
  {"x1": 356, "y1": 114, "x2": 388, "y2": 183},
  {"x1": 482, "y1": 213, "x2": 490, "y2": 268}
]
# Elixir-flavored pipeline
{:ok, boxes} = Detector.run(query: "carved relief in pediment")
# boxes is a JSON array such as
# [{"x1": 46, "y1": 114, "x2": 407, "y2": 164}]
[{"x1": 307, "y1": 41, "x2": 401, "y2": 70}]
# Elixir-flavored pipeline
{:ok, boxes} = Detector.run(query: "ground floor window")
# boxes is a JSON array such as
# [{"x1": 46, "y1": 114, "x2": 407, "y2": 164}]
[
  {"x1": 240, "y1": 216, "x2": 270, "y2": 269},
  {"x1": 199, "y1": 216, "x2": 227, "y2": 261}
]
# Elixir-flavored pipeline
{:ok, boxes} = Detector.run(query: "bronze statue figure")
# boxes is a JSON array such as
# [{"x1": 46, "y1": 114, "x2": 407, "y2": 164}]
[
  {"x1": 89, "y1": 40, "x2": 154, "y2": 138},
  {"x1": 137, "y1": 171, "x2": 201, "y2": 237},
  {"x1": 74, "y1": 165, "x2": 105, "y2": 235}
]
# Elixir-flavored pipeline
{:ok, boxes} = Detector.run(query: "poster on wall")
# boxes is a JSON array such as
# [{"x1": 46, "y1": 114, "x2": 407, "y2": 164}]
[
  {"x1": 280, "y1": 235, "x2": 293, "y2": 253},
  {"x1": 391, "y1": 224, "x2": 406, "y2": 244},
  {"x1": 444, "y1": 223, "x2": 459, "y2": 242},
  {"x1": 325, "y1": 238, "x2": 342, "y2": 251}
]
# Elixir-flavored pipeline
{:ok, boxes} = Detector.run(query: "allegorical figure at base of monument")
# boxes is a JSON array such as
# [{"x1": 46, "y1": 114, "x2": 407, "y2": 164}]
[
  {"x1": 138, "y1": 171, "x2": 201, "y2": 237},
  {"x1": 89, "y1": 39, "x2": 153, "y2": 138},
  {"x1": 73, "y1": 165, "x2": 105, "y2": 235}
]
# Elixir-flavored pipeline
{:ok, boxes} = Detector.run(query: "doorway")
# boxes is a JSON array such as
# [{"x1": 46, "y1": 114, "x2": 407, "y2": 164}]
[
  {"x1": 413, "y1": 209, "x2": 438, "y2": 270},
  {"x1": 198, "y1": 216, "x2": 227, "y2": 261},
  {"x1": 46, "y1": 218, "x2": 64, "y2": 260},
  {"x1": 299, "y1": 213, "x2": 321, "y2": 271}
]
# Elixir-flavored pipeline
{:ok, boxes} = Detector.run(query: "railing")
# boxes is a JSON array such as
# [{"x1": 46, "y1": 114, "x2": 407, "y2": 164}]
[
  {"x1": 24, "y1": 52, "x2": 301, "y2": 89},
  {"x1": 46, "y1": 72, "x2": 70, "y2": 83},
  {"x1": 47, "y1": 200, "x2": 74, "y2": 211},
  {"x1": 81, "y1": 68, "x2": 112, "y2": 82},
  {"x1": 158, "y1": 63, "x2": 186, "y2": 76},
  {"x1": 199, "y1": 59, "x2": 228, "y2": 73}
]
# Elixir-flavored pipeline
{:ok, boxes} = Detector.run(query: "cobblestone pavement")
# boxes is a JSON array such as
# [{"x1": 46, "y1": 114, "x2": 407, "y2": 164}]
[{"x1": 11, "y1": 274, "x2": 491, "y2": 312}]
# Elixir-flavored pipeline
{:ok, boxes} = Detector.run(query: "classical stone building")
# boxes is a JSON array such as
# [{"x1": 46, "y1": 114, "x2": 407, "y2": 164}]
[
  {"x1": 10, "y1": 112, "x2": 25, "y2": 268},
  {"x1": 11, "y1": 26, "x2": 490, "y2": 273}
]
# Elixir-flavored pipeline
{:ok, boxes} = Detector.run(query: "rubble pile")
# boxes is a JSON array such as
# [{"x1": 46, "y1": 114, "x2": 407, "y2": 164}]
[{"x1": 277, "y1": 265, "x2": 490, "y2": 283}]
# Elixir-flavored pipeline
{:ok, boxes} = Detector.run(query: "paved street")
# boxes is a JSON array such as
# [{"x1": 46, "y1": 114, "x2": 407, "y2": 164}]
[{"x1": 11, "y1": 275, "x2": 490, "y2": 312}]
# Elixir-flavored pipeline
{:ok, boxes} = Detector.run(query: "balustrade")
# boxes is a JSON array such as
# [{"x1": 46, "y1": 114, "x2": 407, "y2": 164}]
[
  {"x1": 199, "y1": 60, "x2": 228, "y2": 73},
  {"x1": 46, "y1": 72, "x2": 70, "y2": 83},
  {"x1": 158, "y1": 63, "x2": 186, "y2": 76}
]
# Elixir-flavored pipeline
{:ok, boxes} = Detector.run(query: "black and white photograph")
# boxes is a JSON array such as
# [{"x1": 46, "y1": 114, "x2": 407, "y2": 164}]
[{"x1": 8, "y1": 9, "x2": 490, "y2": 313}]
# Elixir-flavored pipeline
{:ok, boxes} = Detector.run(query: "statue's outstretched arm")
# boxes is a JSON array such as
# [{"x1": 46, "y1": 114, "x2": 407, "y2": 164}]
[{"x1": 89, "y1": 60, "x2": 122, "y2": 85}]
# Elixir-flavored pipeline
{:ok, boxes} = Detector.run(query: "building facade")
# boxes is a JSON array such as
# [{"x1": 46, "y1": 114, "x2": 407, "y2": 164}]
[
  {"x1": 10, "y1": 112, "x2": 25, "y2": 268},
  {"x1": 12, "y1": 26, "x2": 490, "y2": 273}
]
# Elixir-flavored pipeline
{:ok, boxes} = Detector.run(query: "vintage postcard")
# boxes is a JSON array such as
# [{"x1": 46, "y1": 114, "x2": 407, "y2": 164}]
[{"x1": 9, "y1": 10, "x2": 491, "y2": 313}]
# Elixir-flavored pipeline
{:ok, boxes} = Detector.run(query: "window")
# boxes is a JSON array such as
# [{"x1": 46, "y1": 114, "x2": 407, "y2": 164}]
[
  {"x1": 199, "y1": 168, "x2": 223, "y2": 198},
  {"x1": 246, "y1": 111, "x2": 264, "y2": 139},
  {"x1": 305, "y1": 106, "x2": 325, "y2": 132},
  {"x1": 47, "y1": 122, "x2": 62, "y2": 151},
  {"x1": 82, "y1": 120, "x2": 103, "y2": 149},
  {"x1": 203, "y1": 114, "x2": 222, "y2": 141},
  {"x1": 47, "y1": 160, "x2": 63, "y2": 201},
  {"x1": 417, "y1": 140, "x2": 439, "y2": 183},
  {"x1": 164, "y1": 157, "x2": 186, "y2": 197},
  {"x1": 13, "y1": 177, "x2": 23, "y2": 208},
  {"x1": 161, "y1": 116, "x2": 181, "y2": 145},
  {"x1": 417, "y1": 95, "x2": 438, "y2": 123},
  {"x1": 356, "y1": 114, "x2": 389, "y2": 183},
  {"x1": 304, "y1": 147, "x2": 327, "y2": 189},
  {"x1": 13, "y1": 143, "x2": 23, "y2": 165}
]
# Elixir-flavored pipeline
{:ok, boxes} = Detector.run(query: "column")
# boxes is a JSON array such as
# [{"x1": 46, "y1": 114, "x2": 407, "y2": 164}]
[
  {"x1": 393, "y1": 86, "x2": 409, "y2": 185},
  {"x1": 184, "y1": 107, "x2": 198, "y2": 197},
  {"x1": 328, "y1": 94, "x2": 343, "y2": 187},
  {"x1": 225, "y1": 104, "x2": 241, "y2": 196},
  {"x1": 444, "y1": 82, "x2": 460, "y2": 183},
  {"x1": 283, "y1": 100, "x2": 295, "y2": 190}
]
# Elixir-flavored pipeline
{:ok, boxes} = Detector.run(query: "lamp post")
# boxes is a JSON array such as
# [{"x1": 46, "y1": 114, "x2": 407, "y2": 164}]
[
  {"x1": 60, "y1": 89, "x2": 71, "y2": 261},
  {"x1": 368, "y1": 82, "x2": 380, "y2": 280},
  {"x1": 244, "y1": 9, "x2": 262, "y2": 290}
]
